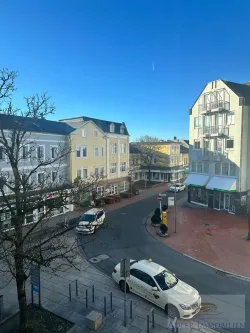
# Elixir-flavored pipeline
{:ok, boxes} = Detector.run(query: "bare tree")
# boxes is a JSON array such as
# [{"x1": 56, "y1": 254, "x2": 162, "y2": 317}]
[
  {"x1": 0, "y1": 69, "x2": 102, "y2": 333},
  {"x1": 134, "y1": 135, "x2": 161, "y2": 182}
]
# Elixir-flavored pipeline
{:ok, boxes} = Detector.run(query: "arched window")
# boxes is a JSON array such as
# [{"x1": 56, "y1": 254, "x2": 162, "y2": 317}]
[
  {"x1": 120, "y1": 125, "x2": 125, "y2": 134},
  {"x1": 110, "y1": 123, "x2": 115, "y2": 133}
]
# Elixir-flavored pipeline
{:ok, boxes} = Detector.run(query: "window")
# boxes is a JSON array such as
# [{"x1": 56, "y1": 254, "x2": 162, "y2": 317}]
[
  {"x1": 191, "y1": 161, "x2": 196, "y2": 172},
  {"x1": 94, "y1": 167, "x2": 99, "y2": 176},
  {"x1": 52, "y1": 171, "x2": 57, "y2": 182},
  {"x1": 51, "y1": 146, "x2": 58, "y2": 159},
  {"x1": 120, "y1": 181, "x2": 127, "y2": 192},
  {"x1": 76, "y1": 169, "x2": 81, "y2": 178},
  {"x1": 76, "y1": 147, "x2": 81, "y2": 158},
  {"x1": 99, "y1": 166, "x2": 104, "y2": 177},
  {"x1": 204, "y1": 161, "x2": 209, "y2": 173},
  {"x1": 120, "y1": 125, "x2": 125, "y2": 134},
  {"x1": 94, "y1": 130, "x2": 98, "y2": 138},
  {"x1": 214, "y1": 138, "x2": 222, "y2": 152},
  {"x1": 22, "y1": 146, "x2": 29, "y2": 160},
  {"x1": 120, "y1": 143, "x2": 127, "y2": 154},
  {"x1": 222, "y1": 163, "x2": 229, "y2": 176},
  {"x1": 21, "y1": 173, "x2": 30, "y2": 185},
  {"x1": 226, "y1": 112, "x2": 235, "y2": 125},
  {"x1": 130, "y1": 269, "x2": 156, "y2": 287},
  {"x1": 197, "y1": 162, "x2": 202, "y2": 173},
  {"x1": 82, "y1": 146, "x2": 88, "y2": 157},
  {"x1": 226, "y1": 137, "x2": 234, "y2": 149},
  {"x1": 82, "y1": 128, "x2": 87, "y2": 137},
  {"x1": 110, "y1": 123, "x2": 115, "y2": 133},
  {"x1": 37, "y1": 146, "x2": 44, "y2": 159},
  {"x1": 37, "y1": 173, "x2": 44, "y2": 184},
  {"x1": 120, "y1": 162, "x2": 126, "y2": 172},
  {"x1": 97, "y1": 186, "x2": 104, "y2": 198},
  {"x1": 94, "y1": 146, "x2": 104, "y2": 158},
  {"x1": 194, "y1": 117, "x2": 201, "y2": 128},
  {"x1": 110, "y1": 143, "x2": 117, "y2": 154},
  {"x1": 110, "y1": 184, "x2": 118, "y2": 194},
  {"x1": 25, "y1": 212, "x2": 34, "y2": 224},
  {"x1": 215, "y1": 163, "x2": 221, "y2": 175},
  {"x1": 110, "y1": 163, "x2": 116, "y2": 174},
  {"x1": 82, "y1": 168, "x2": 88, "y2": 179},
  {"x1": 230, "y1": 163, "x2": 236, "y2": 177},
  {"x1": 194, "y1": 140, "x2": 200, "y2": 149}
]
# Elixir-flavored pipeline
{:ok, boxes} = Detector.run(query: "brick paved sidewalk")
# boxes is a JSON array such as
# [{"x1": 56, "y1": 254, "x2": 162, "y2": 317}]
[{"x1": 146, "y1": 197, "x2": 250, "y2": 278}]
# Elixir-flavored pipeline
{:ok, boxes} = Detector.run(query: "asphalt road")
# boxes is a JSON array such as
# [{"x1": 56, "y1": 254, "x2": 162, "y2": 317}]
[{"x1": 80, "y1": 191, "x2": 249, "y2": 333}]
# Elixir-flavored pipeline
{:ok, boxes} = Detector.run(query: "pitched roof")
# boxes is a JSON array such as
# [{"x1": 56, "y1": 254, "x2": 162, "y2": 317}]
[
  {"x1": 0, "y1": 114, "x2": 74, "y2": 135},
  {"x1": 60, "y1": 116, "x2": 129, "y2": 135},
  {"x1": 222, "y1": 80, "x2": 250, "y2": 98}
]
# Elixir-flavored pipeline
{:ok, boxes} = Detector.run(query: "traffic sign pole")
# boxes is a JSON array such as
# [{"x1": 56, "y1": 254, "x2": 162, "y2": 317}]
[{"x1": 157, "y1": 195, "x2": 162, "y2": 212}]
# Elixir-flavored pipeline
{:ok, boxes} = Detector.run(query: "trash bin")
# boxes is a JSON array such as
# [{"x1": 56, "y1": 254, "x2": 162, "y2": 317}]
[{"x1": 0, "y1": 295, "x2": 3, "y2": 321}]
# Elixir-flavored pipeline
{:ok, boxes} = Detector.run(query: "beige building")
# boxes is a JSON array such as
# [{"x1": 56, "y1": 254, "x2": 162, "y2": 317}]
[
  {"x1": 186, "y1": 79, "x2": 250, "y2": 215},
  {"x1": 60, "y1": 116, "x2": 130, "y2": 197}
]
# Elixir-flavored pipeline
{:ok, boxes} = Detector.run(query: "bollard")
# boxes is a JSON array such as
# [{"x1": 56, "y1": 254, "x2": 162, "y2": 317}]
[
  {"x1": 130, "y1": 300, "x2": 133, "y2": 319},
  {"x1": 69, "y1": 283, "x2": 72, "y2": 302},
  {"x1": 86, "y1": 289, "x2": 88, "y2": 308},
  {"x1": 75, "y1": 280, "x2": 78, "y2": 296},
  {"x1": 147, "y1": 314, "x2": 150, "y2": 333},
  {"x1": 104, "y1": 296, "x2": 107, "y2": 316},
  {"x1": 92, "y1": 285, "x2": 95, "y2": 303},
  {"x1": 151, "y1": 308, "x2": 155, "y2": 328},
  {"x1": 172, "y1": 317, "x2": 177, "y2": 333},
  {"x1": 110, "y1": 292, "x2": 113, "y2": 311}
]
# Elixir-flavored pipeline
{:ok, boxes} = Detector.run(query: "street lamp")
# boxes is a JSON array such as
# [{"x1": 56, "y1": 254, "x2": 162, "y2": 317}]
[{"x1": 171, "y1": 173, "x2": 177, "y2": 234}]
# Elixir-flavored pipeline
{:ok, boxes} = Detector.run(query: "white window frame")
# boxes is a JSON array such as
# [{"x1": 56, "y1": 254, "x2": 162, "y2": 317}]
[
  {"x1": 120, "y1": 143, "x2": 127, "y2": 154},
  {"x1": 94, "y1": 145, "x2": 99, "y2": 158},
  {"x1": 37, "y1": 172, "x2": 45, "y2": 185},
  {"x1": 50, "y1": 145, "x2": 58, "y2": 159},
  {"x1": 110, "y1": 123, "x2": 115, "y2": 133},
  {"x1": 94, "y1": 129, "x2": 98, "y2": 138},
  {"x1": 120, "y1": 181, "x2": 127, "y2": 192},
  {"x1": 110, "y1": 143, "x2": 117, "y2": 154},
  {"x1": 120, "y1": 162, "x2": 126, "y2": 172},
  {"x1": 37, "y1": 145, "x2": 45, "y2": 161},
  {"x1": 76, "y1": 146, "x2": 81, "y2": 159},
  {"x1": 194, "y1": 117, "x2": 201, "y2": 128},
  {"x1": 96, "y1": 186, "x2": 104, "y2": 198},
  {"x1": 21, "y1": 145, "x2": 30, "y2": 160},
  {"x1": 120, "y1": 125, "x2": 125, "y2": 134},
  {"x1": 110, "y1": 163, "x2": 117, "y2": 174},
  {"x1": 82, "y1": 146, "x2": 88, "y2": 158},
  {"x1": 110, "y1": 184, "x2": 118, "y2": 194},
  {"x1": 94, "y1": 167, "x2": 99, "y2": 176},
  {"x1": 82, "y1": 168, "x2": 88, "y2": 179},
  {"x1": 76, "y1": 169, "x2": 82, "y2": 178},
  {"x1": 225, "y1": 137, "x2": 234, "y2": 150},
  {"x1": 226, "y1": 112, "x2": 235, "y2": 125},
  {"x1": 82, "y1": 128, "x2": 87, "y2": 137},
  {"x1": 194, "y1": 140, "x2": 200, "y2": 150},
  {"x1": 99, "y1": 166, "x2": 104, "y2": 177}
]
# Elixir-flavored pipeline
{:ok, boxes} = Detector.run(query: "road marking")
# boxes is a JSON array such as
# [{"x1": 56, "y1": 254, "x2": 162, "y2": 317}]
[{"x1": 89, "y1": 254, "x2": 110, "y2": 263}]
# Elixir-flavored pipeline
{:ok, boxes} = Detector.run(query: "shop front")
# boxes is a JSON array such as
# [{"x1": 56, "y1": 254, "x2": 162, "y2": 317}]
[{"x1": 185, "y1": 173, "x2": 210, "y2": 206}]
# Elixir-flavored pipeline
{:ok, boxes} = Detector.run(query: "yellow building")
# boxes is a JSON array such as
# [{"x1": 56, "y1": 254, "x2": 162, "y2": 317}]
[
  {"x1": 130, "y1": 140, "x2": 189, "y2": 183},
  {"x1": 60, "y1": 116, "x2": 130, "y2": 197}
]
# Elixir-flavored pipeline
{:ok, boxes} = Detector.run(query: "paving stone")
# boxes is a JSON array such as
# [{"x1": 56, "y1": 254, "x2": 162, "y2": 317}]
[
  {"x1": 117, "y1": 323, "x2": 143, "y2": 333},
  {"x1": 46, "y1": 291, "x2": 67, "y2": 303}
]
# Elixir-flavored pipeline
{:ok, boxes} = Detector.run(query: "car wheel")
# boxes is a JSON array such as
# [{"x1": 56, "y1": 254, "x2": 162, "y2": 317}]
[
  {"x1": 165, "y1": 304, "x2": 180, "y2": 319},
  {"x1": 119, "y1": 280, "x2": 130, "y2": 293}
]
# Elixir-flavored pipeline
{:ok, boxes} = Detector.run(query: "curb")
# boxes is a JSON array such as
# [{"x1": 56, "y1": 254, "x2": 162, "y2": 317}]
[{"x1": 144, "y1": 215, "x2": 250, "y2": 283}]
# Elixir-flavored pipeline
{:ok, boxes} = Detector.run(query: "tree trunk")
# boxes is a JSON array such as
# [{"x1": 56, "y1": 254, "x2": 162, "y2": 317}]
[{"x1": 15, "y1": 257, "x2": 28, "y2": 333}]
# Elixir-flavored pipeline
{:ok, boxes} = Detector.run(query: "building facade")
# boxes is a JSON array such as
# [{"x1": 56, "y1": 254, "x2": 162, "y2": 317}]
[
  {"x1": 130, "y1": 140, "x2": 189, "y2": 183},
  {"x1": 0, "y1": 115, "x2": 75, "y2": 230},
  {"x1": 185, "y1": 79, "x2": 250, "y2": 215},
  {"x1": 60, "y1": 116, "x2": 130, "y2": 197}
]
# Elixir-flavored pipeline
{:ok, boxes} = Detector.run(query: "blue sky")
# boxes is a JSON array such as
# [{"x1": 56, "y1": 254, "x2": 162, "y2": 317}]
[{"x1": 1, "y1": 0, "x2": 250, "y2": 141}]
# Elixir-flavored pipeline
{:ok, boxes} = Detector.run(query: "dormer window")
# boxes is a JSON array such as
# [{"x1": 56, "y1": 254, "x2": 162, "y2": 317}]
[
  {"x1": 120, "y1": 125, "x2": 125, "y2": 134},
  {"x1": 110, "y1": 123, "x2": 115, "y2": 133}
]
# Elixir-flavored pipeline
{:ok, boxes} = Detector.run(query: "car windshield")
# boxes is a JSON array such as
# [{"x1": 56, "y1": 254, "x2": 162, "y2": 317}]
[
  {"x1": 154, "y1": 270, "x2": 178, "y2": 290},
  {"x1": 82, "y1": 214, "x2": 95, "y2": 222}
]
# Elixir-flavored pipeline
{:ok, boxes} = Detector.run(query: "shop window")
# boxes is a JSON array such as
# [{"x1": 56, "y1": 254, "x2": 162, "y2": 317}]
[
  {"x1": 230, "y1": 163, "x2": 236, "y2": 177},
  {"x1": 204, "y1": 162, "x2": 209, "y2": 173},
  {"x1": 222, "y1": 163, "x2": 229, "y2": 176},
  {"x1": 215, "y1": 163, "x2": 221, "y2": 175}
]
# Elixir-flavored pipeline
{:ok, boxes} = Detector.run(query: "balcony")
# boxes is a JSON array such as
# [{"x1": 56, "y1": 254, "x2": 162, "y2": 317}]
[
  {"x1": 198, "y1": 125, "x2": 229, "y2": 138},
  {"x1": 198, "y1": 101, "x2": 230, "y2": 115}
]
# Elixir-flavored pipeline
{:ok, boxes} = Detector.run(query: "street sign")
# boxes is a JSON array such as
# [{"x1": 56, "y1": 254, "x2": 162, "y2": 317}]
[
  {"x1": 157, "y1": 195, "x2": 162, "y2": 201},
  {"x1": 33, "y1": 285, "x2": 40, "y2": 293},
  {"x1": 30, "y1": 264, "x2": 40, "y2": 287},
  {"x1": 168, "y1": 197, "x2": 175, "y2": 206},
  {"x1": 120, "y1": 258, "x2": 130, "y2": 278},
  {"x1": 159, "y1": 193, "x2": 167, "y2": 196}
]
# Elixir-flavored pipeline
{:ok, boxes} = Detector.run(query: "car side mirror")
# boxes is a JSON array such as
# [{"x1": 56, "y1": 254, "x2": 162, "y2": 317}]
[{"x1": 152, "y1": 286, "x2": 158, "y2": 291}]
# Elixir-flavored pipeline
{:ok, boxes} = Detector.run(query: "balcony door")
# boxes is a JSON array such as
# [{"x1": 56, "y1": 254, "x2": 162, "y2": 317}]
[{"x1": 215, "y1": 114, "x2": 223, "y2": 127}]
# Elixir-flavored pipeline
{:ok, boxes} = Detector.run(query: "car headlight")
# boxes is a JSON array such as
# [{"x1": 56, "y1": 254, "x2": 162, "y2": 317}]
[{"x1": 179, "y1": 304, "x2": 192, "y2": 310}]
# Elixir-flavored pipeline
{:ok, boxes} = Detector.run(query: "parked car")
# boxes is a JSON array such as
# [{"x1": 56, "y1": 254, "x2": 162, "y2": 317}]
[
  {"x1": 112, "y1": 259, "x2": 201, "y2": 319},
  {"x1": 76, "y1": 208, "x2": 105, "y2": 234},
  {"x1": 169, "y1": 183, "x2": 186, "y2": 192}
]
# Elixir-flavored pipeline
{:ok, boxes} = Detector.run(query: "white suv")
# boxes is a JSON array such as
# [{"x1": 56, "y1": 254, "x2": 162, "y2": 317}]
[
  {"x1": 76, "y1": 208, "x2": 105, "y2": 234},
  {"x1": 169, "y1": 183, "x2": 186, "y2": 192}
]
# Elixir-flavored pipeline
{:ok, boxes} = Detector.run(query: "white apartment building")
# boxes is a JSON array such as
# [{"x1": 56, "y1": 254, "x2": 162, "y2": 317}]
[{"x1": 185, "y1": 79, "x2": 250, "y2": 215}]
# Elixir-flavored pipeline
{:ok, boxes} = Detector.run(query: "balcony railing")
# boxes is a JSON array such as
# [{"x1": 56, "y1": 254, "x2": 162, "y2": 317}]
[
  {"x1": 198, "y1": 125, "x2": 229, "y2": 137},
  {"x1": 198, "y1": 101, "x2": 230, "y2": 114}
]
